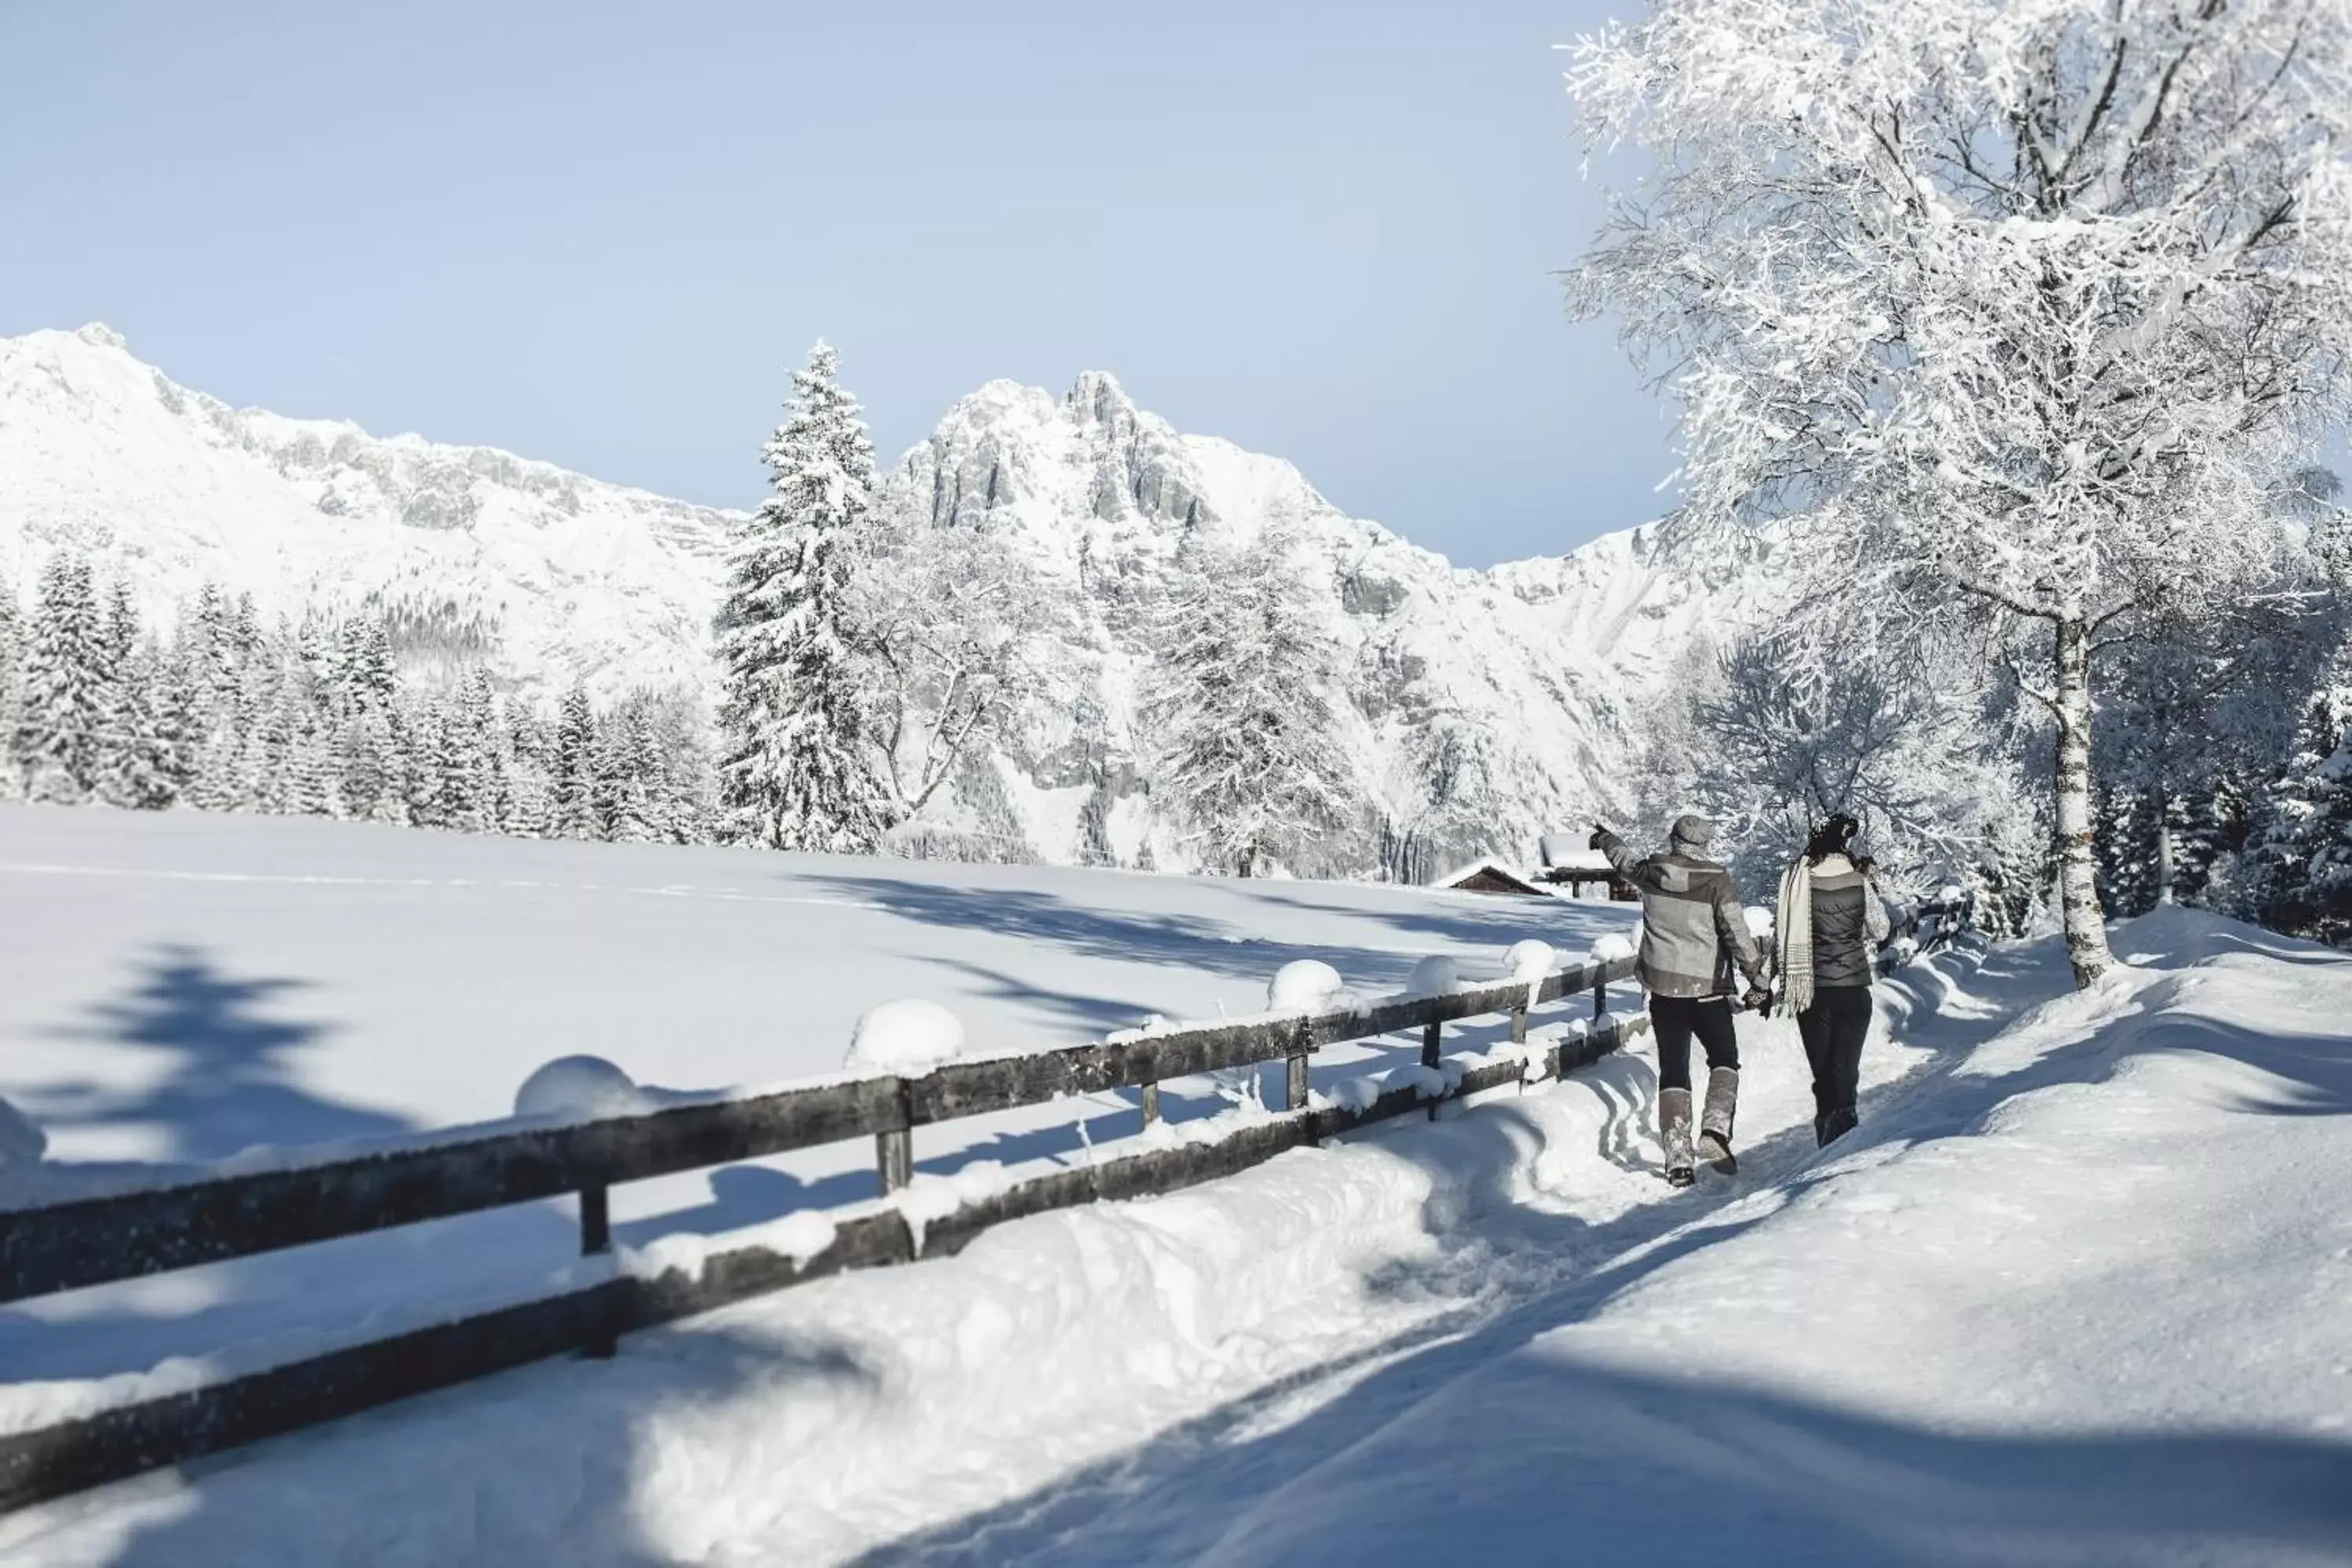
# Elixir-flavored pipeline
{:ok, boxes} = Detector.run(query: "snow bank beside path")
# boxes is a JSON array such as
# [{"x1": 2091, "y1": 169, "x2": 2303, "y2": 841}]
[
  {"x1": 0, "y1": 1056, "x2": 1675, "y2": 1567},
  {"x1": 1200, "y1": 909, "x2": 2352, "y2": 1567}
]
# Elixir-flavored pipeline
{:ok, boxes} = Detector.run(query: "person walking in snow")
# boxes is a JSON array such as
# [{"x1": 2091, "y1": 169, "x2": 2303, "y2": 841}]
[
  {"x1": 1592, "y1": 817, "x2": 1769, "y2": 1186},
  {"x1": 1773, "y1": 813, "x2": 1891, "y2": 1149}
]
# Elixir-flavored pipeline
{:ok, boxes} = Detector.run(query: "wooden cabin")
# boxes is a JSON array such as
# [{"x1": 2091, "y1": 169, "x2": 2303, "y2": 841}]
[{"x1": 1432, "y1": 858, "x2": 1555, "y2": 898}]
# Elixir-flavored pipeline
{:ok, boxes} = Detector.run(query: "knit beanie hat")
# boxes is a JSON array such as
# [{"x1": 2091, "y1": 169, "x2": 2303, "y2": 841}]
[{"x1": 1669, "y1": 814, "x2": 1714, "y2": 851}]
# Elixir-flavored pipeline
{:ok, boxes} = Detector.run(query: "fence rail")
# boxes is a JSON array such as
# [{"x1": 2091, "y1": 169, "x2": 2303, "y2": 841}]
[{"x1": 0, "y1": 953, "x2": 1645, "y2": 1512}]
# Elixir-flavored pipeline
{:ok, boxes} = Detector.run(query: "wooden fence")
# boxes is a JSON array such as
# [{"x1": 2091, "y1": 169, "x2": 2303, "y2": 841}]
[{"x1": 0, "y1": 953, "x2": 1645, "y2": 1513}]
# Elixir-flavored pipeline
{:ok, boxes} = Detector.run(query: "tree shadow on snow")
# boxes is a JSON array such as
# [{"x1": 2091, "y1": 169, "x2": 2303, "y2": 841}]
[
  {"x1": 31, "y1": 943, "x2": 407, "y2": 1166},
  {"x1": 0, "y1": 946, "x2": 582, "y2": 1392},
  {"x1": 1233, "y1": 884, "x2": 1638, "y2": 954},
  {"x1": 791, "y1": 873, "x2": 1622, "y2": 1000}
]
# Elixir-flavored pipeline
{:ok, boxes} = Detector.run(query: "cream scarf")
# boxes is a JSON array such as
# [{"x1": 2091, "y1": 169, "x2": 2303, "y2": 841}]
[{"x1": 1775, "y1": 857, "x2": 1816, "y2": 1015}]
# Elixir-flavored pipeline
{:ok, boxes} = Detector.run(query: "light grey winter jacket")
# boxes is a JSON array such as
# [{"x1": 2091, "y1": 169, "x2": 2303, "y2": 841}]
[{"x1": 1595, "y1": 829, "x2": 1767, "y2": 1000}]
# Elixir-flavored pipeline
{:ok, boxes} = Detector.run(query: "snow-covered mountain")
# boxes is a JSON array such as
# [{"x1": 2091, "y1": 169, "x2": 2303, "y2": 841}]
[
  {"x1": 0, "y1": 324, "x2": 734, "y2": 699},
  {"x1": 878, "y1": 371, "x2": 1777, "y2": 867},
  {"x1": 0, "y1": 324, "x2": 1777, "y2": 866}
]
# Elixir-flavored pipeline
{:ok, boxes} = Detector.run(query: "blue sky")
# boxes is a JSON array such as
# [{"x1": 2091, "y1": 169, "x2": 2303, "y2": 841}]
[{"x1": 1, "y1": 2, "x2": 1668, "y2": 565}]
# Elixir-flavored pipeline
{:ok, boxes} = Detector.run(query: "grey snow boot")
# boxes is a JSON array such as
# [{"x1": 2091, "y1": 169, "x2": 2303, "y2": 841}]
[
  {"x1": 1660, "y1": 1088, "x2": 1696, "y2": 1187},
  {"x1": 1699, "y1": 1067, "x2": 1740, "y2": 1174}
]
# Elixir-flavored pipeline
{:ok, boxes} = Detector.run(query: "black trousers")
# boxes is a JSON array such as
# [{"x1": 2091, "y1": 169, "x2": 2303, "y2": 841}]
[
  {"x1": 1650, "y1": 995, "x2": 1740, "y2": 1094},
  {"x1": 1798, "y1": 985, "x2": 1873, "y2": 1140}
]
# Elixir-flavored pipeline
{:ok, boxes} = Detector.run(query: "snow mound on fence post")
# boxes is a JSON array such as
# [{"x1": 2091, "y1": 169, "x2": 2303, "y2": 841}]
[
  {"x1": 514, "y1": 1056, "x2": 644, "y2": 1120},
  {"x1": 845, "y1": 1000, "x2": 966, "y2": 1073},
  {"x1": 1588, "y1": 933, "x2": 1636, "y2": 965},
  {"x1": 1268, "y1": 960, "x2": 1348, "y2": 1013},
  {"x1": 1404, "y1": 956, "x2": 1459, "y2": 997},
  {"x1": 1504, "y1": 940, "x2": 1557, "y2": 1011},
  {"x1": 1503, "y1": 941, "x2": 1555, "y2": 979},
  {"x1": 1743, "y1": 906, "x2": 1774, "y2": 941}
]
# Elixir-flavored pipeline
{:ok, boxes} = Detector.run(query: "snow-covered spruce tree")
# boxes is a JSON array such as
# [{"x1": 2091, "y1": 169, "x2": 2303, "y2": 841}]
[
  {"x1": 2251, "y1": 688, "x2": 2352, "y2": 942},
  {"x1": 102, "y1": 644, "x2": 192, "y2": 811},
  {"x1": 2093, "y1": 781, "x2": 2162, "y2": 917},
  {"x1": 0, "y1": 574, "x2": 20, "y2": 800},
  {"x1": 448, "y1": 667, "x2": 506, "y2": 833},
  {"x1": 16, "y1": 554, "x2": 111, "y2": 803},
  {"x1": 1570, "y1": 1, "x2": 2352, "y2": 985},
  {"x1": 594, "y1": 702, "x2": 662, "y2": 844},
  {"x1": 550, "y1": 681, "x2": 600, "y2": 838},
  {"x1": 2095, "y1": 591, "x2": 2337, "y2": 906},
  {"x1": 717, "y1": 341, "x2": 893, "y2": 852},
  {"x1": 1144, "y1": 522, "x2": 1359, "y2": 877},
  {"x1": 499, "y1": 694, "x2": 553, "y2": 838}
]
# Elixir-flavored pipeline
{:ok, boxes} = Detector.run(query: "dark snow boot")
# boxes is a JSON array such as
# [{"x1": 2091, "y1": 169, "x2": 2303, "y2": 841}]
[
  {"x1": 1818, "y1": 1106, "x2": 1858, "y2": 1148},
  {"x1": 1661, "y1": 1088, "x2": 1696, "y2": 1187},
  {"x1": 1698, "y1": 1067, "x2": 1739, "y2": 1174}
]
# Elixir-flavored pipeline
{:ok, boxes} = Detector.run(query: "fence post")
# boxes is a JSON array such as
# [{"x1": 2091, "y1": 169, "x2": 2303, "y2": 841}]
[
  {"x1": 1283, "y1": 1021, "x2": 1312, "y2": 1114},
  {"x1": 1594, "y1": 971, "x2": 1608, "y2": 1021},
  {"x1": 876, "y1": 1128, "x2": 913, "y2": 1194},
  {"x1": 1141, "y1": 1081, "x2": 1162, "y2": 1127},
  {"x1": 1422, "y1": 1019, "x2": 1443, "y2": 1121},
  {"x1": 877, "y1": 1079, "x2": 914, "y2": 1196},
  {"x1": 579, "y1": 1183, "x2": 615, "y2": 1359}
]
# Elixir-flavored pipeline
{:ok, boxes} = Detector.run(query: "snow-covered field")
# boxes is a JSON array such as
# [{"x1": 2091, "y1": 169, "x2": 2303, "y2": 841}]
[
  {"x1": 4, "y1": 807, "x2": 2350, "y2": 1565},
  {"x1": 0, "y1": 804, "x2": 1632, "y2": 1448}
]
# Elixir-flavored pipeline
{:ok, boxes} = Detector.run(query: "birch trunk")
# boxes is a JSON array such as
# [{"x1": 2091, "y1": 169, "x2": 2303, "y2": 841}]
[
  {"x1": 2154, "y1": 786, "x2": 2177, "y2": 907},
  {"x1": 2053, "y1": 618, "x2": 2114, "y2": 986}
]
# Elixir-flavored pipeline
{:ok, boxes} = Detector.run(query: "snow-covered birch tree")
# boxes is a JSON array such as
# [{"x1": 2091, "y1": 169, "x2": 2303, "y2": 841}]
[
  {"x1": 716, "y1": 341, "x2": 895, "y2": 852},
  {"x1": 1568, "y1": 0, "x2": 2352, "y2": 985},
  {"x1": 1144, "y1": 523, "x2": 1360, "y2": 877},
  {"x1": 858, "y1": 520, "x2": 1065, "y2": 826}
]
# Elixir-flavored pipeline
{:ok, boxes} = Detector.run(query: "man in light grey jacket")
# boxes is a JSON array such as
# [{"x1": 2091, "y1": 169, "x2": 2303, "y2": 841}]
[{"x1": 1594, "y1": 816, "x2": 1769, "y2": 1185}]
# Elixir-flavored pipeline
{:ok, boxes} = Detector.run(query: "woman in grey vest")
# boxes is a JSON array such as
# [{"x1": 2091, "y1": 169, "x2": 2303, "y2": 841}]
[{"x1": 1773, "y1": 814, "x2": 1889, "y2": 1147}]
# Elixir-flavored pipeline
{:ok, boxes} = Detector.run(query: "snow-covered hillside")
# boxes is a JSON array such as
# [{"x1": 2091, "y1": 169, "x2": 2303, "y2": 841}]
[
  {"x1": 0, "y1": 325, "x2": 1779, "y2": 866},
  {"x1": 0, "y1": 325, "x2": 734, "y2": 701},
  {"x1": 2, "y1": 806, "x2": 2345, "y2": 1566}
]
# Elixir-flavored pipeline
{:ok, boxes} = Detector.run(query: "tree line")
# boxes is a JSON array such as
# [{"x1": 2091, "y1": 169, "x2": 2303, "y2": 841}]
[{"x1": 0, "y1": 554, "x2": 710, "y2": 842}]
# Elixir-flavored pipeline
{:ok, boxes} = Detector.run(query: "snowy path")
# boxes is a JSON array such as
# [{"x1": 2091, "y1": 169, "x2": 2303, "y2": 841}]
[{"x1": 1040, "y1": 915, "x2": 2352, "y2": 1568}]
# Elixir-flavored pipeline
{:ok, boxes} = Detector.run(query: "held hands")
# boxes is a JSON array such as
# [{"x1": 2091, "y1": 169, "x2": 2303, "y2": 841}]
[{"x1": 1742, "y1": 985, "x2": 1771, "y2": 1014}]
